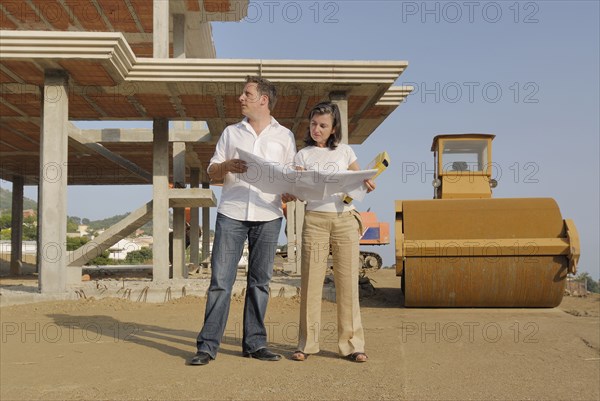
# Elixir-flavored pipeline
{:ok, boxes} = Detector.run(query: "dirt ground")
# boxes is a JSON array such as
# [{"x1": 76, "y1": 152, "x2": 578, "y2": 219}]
[{"x1": 1, "y1": 267, "x2": 599, "y2": 401}]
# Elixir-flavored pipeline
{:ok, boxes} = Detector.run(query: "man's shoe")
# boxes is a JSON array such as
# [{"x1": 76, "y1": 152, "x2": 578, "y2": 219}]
[
  {"x1": 189, "y1": 351, "x2": 211, "y2": 366},
  {"x1": 243, "y1": 348, "x2": 282, "y2": 361}
]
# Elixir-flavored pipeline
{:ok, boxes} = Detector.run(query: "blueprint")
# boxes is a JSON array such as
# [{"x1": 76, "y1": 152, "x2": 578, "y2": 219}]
[{"x1": 235, "y1": 148, "x2": 377, "y2": 201}]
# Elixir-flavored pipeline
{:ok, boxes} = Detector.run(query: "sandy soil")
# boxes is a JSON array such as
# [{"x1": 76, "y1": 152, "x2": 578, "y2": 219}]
[{"x1": 1, "y1": 268, "x2": 599, "y2": 401}]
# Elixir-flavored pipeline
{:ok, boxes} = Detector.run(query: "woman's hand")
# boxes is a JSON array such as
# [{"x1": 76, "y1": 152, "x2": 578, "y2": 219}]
[
  {"x1": 281, "y1": 193, "x2": 297, "y2": 203},
  {"x1": 364, "y1": 178, "x2": 376, "y2": 193}
]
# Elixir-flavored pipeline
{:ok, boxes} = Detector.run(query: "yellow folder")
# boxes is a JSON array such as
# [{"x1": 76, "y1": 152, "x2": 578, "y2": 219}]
[{"x1": 342, "y1": 151, "x2": 390, "y2": 204}]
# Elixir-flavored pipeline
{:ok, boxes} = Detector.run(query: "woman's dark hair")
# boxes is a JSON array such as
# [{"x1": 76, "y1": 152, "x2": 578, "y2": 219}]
[{"x1": 303, "y1": 101, "x2": 342, "y2": 150}]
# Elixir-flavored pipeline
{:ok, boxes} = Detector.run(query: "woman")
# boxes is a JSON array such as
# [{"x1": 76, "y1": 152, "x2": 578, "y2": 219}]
[{"x1": 291, "y1": 101, "x2": 375, "y2": 363}]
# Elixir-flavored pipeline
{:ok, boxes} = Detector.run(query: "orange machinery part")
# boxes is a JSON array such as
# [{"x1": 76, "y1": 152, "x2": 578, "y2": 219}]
[{"x1": 359, "y1": 211, "x2": 390, "y2": 245}]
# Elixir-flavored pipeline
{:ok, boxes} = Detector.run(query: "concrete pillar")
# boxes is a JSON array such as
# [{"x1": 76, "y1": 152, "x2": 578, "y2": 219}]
[
  {"x1": 330, "y1": 92, "x2": 348, "y2": 145},
  {"x1": 35, "y1": 187, "x2": 40, "y2": 273},
  {"x1": 153, "y1": 0, "x2": 169, "y2": 58},
  {"x1": 202, "y1": 182, "x2": 211, "y2": 269},
  {"x1": 172, "y1": 140, "x2": 187, "y2": 278},
  {"x1": 173, "y1": 14, "x2": 185, "y2": 58},
  {"x1": 9, "y1": 175, "x2": 24, "y2": 275},
  {"x1": 152, "y1": 118, "x2": 170, "y2": 281},
  {"x1": 189, "y1": 168, "x2": 200, "y2": 266},
  {"x1": 284, "y1": 200, "x2": 304, "y2": 275},
  {"x1": 39, "y1": 70, "x2": 70, "y2": 293}
]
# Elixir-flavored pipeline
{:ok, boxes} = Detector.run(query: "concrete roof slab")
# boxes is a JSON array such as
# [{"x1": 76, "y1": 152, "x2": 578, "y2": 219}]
[{"x1": 1, "y1": 29, "x2": 411, "y2": 185}]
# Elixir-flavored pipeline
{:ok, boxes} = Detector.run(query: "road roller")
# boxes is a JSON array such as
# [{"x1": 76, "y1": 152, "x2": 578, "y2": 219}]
[{"x1": 395, "y1": 134, "x2": 580, "y2": 307}]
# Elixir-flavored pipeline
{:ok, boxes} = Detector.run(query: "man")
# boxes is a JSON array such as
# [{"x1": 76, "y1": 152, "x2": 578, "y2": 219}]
[{"x1": 190, "y1": 76, "x2": 296, "y2": 366}]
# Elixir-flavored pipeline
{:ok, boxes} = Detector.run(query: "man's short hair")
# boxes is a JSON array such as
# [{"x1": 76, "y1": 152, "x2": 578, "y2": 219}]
[{"x1": 246, "y1": 76, "x2": 277, "y2": 111}]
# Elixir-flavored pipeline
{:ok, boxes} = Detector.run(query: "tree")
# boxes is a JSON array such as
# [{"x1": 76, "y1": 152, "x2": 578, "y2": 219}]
[
  {"x1": 21, "y1": 215, "x2": 37, "y2": 240},
  {"x1": 575, "y1": 272, "x2": 600, "y2": 294},
  {"x1": 22, "y1": 227, "x2": 36, "y2": 241},
  {"x1": 125, "y1": 247, "x2": 152, "y2": 264},
  {"x1": 88, "y1": 251, "x2": 112, "y2": 266},
  {"x1": 66, "y1": 236, "x2": 89, "y2": 250},
  {"x1": 66, "y1": 236, "x2": 112, "y2": 266},
  {"x1": 0, "y1": 215, "x2": 37, "y2": 240},
  {"x1": 67, "y1": 217, "x2": 79, "y2": 233},
  {"x1": 0, "y1": 213, "x2": 11, "y2": 230}
]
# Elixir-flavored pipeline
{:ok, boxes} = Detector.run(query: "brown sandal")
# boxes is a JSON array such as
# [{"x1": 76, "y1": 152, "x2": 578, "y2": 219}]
[
  {"x1": 291, "y1": 351, "x2": 308, "y2": 361},
  {"x1": 347, "y1": 352, "x2": 368, "y2": 362}
]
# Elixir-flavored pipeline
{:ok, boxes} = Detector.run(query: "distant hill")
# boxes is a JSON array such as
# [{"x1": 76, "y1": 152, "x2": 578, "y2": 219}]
[
  {"x1": 84, "y1": 213, "x2": 154, "y2": 236},
  {"x1": 0, "y1": 187, "x2": 38, "y2": 213},
  {"x1": 0, "y1": 187, "x2": 154, "y2": 235},
  {"x1": 85, "y1": 213, "x2": 130, "y2": 231}
]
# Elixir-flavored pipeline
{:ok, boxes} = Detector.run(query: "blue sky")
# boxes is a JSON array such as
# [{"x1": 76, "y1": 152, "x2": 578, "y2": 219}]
[{"x1": 4, "y1": 1, "x2": 598, "y2": 279}]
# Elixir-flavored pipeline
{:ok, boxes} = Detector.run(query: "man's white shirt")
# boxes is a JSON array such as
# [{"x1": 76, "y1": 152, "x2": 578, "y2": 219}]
[{"x1": 210, "y1": 117, "x2": 296, "y2": 221}]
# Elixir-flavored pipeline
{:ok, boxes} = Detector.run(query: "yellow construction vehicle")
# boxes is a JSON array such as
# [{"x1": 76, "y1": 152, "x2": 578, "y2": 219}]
[{"x1": 395, "y1": 134, "x2": 580, "y2": 307}]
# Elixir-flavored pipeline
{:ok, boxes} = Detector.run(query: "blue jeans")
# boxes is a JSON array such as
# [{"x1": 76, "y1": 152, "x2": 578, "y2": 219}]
[{"x1": 196, "y1": 213, "x2": 282, "y2": 358}]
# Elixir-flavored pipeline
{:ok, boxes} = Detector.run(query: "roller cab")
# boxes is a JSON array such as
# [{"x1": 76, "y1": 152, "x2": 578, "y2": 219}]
[{"x1": 396, "y1": 134, "x2": 580, "y2": 307}]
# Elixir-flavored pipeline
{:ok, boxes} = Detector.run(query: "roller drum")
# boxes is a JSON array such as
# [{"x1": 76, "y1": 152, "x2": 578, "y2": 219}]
[{"x1": 397, "y1": 198, "x2": 578, "y2": 307}]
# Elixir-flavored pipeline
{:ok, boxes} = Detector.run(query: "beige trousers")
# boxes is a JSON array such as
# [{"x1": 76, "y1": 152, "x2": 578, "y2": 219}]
[{"x1": 297, "y1": 210, "x2": 365, "y2": 356}]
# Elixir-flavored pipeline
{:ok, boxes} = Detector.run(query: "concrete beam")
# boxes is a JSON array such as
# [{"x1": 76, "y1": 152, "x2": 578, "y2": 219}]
[
  {"x1": 152, "y1": 118, "x2": 170, "y2": 281},
  {"x1": 68, "y1": 201, "x2": 153, "y2": 267},
  {"x1": 201, "y1": 182, "x2": 211, "y2": 269},
  {"x1": 172, "y1": 140, "x2": 187, "y2": 278},
  {"x1": 284, "y1": 200, "x2": 304, "y2": 275},
  {"x1": 185, "y1": 148, "x2": 203, "y2": 169},
  {"x1": 185, "y1": 21, "x2": 216, "y2": 58},
  {"x1": 173, "y1": 14, "x2": 186, "y2": 58},
  {"x1": 0, "y1": 31, "x2": 136, "y2": 81},
  {"x1": 0, "y1": 32, "x2": 409, "y2": 87},
  {"x1": 153, "y1": 0, "x2": 169, "y2": 58},
  {"x1": 168, "y1": 189, "x2": 217, "y2": 208},
  {"x1": 330, "y1": 92, "x2": 349, "y2": 145},
  {"x1": 128, "y1": 59, "x2": 408, "y2": 83},
  {"x1": 68, "y1": 126, "x2": 152, "y2": 183},
  {"x1": 76, "y1": 128, "x2": 211, "y2": 143},
  {"x1": 9, "y1": 175, "x2": 23, "y2": 275},
  {"x1": 172, "y1": 143, "x2": 186, "y2": 186},
  {"x1": 377, "y1": 86, "x2": 414, "y2": 105},
  {"x1": 39, "y1": 70, "x2": 70, "y2": 293},
  {"x1": 189, "y1": 168, "x2": 200, "y2": 266}
]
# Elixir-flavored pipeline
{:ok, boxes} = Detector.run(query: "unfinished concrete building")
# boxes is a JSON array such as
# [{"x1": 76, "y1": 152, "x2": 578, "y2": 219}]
[{"x1": 0, "y1": 0, "x2": 411, "y2": 293}]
